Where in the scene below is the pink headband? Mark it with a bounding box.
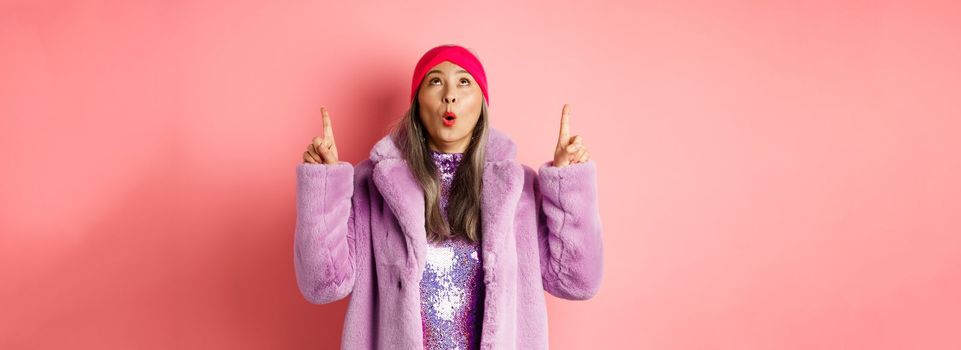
[410,44,489,105]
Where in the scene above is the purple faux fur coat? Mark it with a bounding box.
[294,127,603,349]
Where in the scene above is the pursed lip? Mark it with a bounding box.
[443,111,457,120]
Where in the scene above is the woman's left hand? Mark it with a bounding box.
[553,104,590,167]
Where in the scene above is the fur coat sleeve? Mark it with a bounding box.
[294,161,357,304]
[535,159,604,300]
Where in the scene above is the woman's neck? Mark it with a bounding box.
[427,138,469,154]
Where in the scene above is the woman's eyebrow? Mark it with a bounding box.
[427,69,470,76]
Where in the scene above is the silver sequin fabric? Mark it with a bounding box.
[420,150,485,349]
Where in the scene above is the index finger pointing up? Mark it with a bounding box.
[322,106,334,140]
[558,103,571,145]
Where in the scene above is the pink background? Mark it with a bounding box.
[2,0,960,349]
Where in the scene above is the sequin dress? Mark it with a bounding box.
[420,150,485,349]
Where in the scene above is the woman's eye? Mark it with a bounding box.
[428,77,470,86]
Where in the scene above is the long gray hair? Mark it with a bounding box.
[387,92,489,243]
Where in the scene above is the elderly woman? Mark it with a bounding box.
[295,44,603,349]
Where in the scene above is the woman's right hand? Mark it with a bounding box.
[303,106,340,165]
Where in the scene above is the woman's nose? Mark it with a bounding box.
[443,94,456,103]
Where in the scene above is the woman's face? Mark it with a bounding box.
[417,61,484,153]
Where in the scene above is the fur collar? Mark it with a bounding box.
[367,127,525,347]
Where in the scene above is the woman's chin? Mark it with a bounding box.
[433,130,469,144]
